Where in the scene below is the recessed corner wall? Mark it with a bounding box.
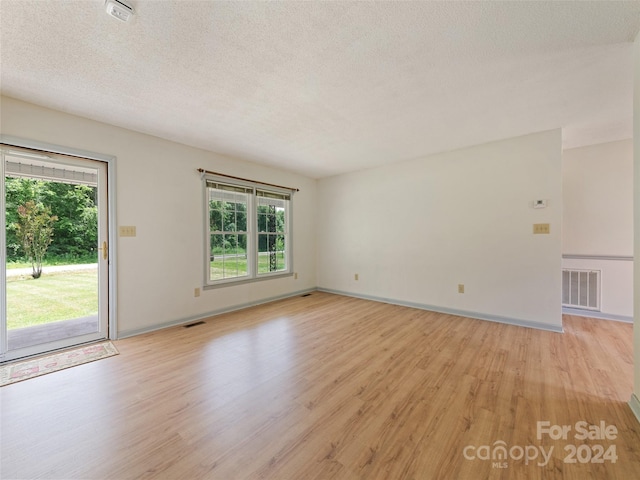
[317,130,563,330]
[562,139,633,319]
[0,96,318,337]
[633,30,640,415]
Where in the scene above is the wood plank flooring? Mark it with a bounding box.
[1,291,639,479]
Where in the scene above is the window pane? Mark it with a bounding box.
[257,207,268,232]
[210,233,248,280]
[276,235,286,270]
[210,208,222,231]
[256,197,287,275]
[227,210,238,232]
[237,233,247,253]
[210,234,224,280]
[209,189,248,234]
[258,233,286,274]
[221,202,230,231]
[276,207,285,233]
[237,210,247,231]
[258,233,266,255]
[257,203,286,234]
[224,257,236,278]
[228,203,246,232]
[223,236,247,278]
[210,233,222,254]
[223,233,234,252]
[223,201,234,214]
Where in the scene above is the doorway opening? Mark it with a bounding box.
[1,143,114,362]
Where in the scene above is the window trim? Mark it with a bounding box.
[203,173,294,289]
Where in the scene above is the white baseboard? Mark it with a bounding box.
[318,288,564,333]
[562,307,633,323]
[629,394,640,425]
[118,286,573,339]
[117,288,316,339]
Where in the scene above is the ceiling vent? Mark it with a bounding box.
[105,0,135,22]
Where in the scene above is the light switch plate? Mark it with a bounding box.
[119,226,136,237]
[533,223,550,234]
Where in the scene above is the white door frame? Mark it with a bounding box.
[0,135,118,356]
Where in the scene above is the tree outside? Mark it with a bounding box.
[6,177,98,266]
[15,200,58,279]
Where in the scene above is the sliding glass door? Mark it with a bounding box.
[1,146,109,362]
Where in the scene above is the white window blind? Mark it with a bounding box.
[5,153,98,186]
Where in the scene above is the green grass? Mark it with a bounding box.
[210,252,286,280]
[6,271,98,329]
[6,254,98,270]
[7,253,283,328]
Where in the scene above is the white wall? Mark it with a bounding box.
[632,31,640,416]
[562,139,633,319]
[0,96,317,337]
[317,130,563,330]
[563,140,633,255]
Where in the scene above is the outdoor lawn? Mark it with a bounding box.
[6,252,283,329]
[210,252,286,279]
[6,270,98,329]
[7,252,280,329]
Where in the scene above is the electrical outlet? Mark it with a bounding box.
[354,273,359,281]
[294,272,298,280]
[533,223,550,234]
[458,284,465,294]
[194,288,200,298]
[119,225,137,237]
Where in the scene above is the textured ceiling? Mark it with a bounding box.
[1,1,639,178]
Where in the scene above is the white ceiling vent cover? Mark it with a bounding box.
[105,0,134,22]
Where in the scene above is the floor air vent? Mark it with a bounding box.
[562,269,600,311]
[301,293,312,297]
[184,321,206,328]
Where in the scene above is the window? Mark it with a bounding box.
[257,191,288,275]
[208,184,250,281]
[204,175,292,286]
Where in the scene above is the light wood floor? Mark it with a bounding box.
[1,292,639,479]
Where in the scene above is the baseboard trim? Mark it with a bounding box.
[118,286,569,338]
[317,288,564,333]
[117,288,317,339]
[629,394,640,425]
[562,254,633,261]
[562,307,633,323]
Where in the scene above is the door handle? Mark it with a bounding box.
[101,241,108,260]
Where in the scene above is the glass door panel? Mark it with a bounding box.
[1,147,109,362]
